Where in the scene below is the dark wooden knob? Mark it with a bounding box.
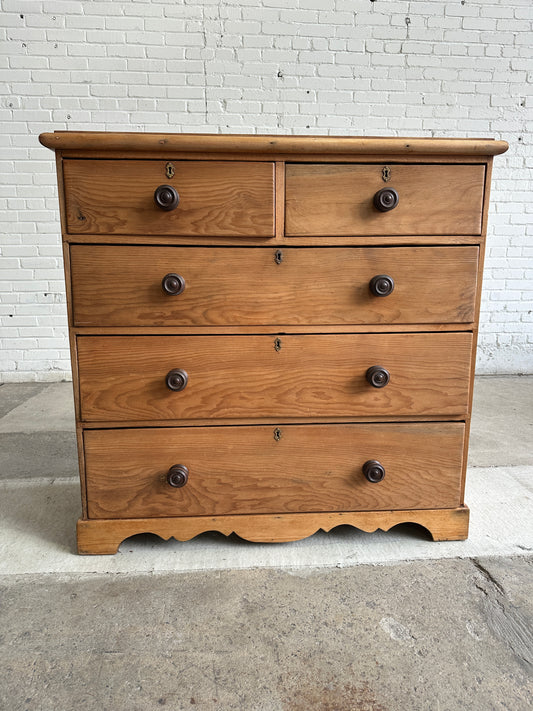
[154,184,179,211]
[165,368,188,391]
[167,464,189,488]
[366,365,390,388]
[162,273,185,296]
[363,460,385,483]
[373,188,399,212]
[369,274,394,297]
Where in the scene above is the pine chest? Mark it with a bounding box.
[39,132,508,554]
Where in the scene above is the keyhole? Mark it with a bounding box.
[274,428,282,441]
[274,249,283,264]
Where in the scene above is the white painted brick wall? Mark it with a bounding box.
[1,0,532,381]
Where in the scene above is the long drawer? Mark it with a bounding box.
[77,333,472,421]
[70,245,479,327]
[285,163,485,236]
[84,423,465,519]
[63,159,275,236]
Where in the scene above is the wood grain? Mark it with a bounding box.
[63,233,485,247]
[63,159,275,236]
[460,157,495,504]
[59,190,88,516]
[54,151,495,165]
[72,324,475,336]
[77,332,472,421]
[70,245,479,327]
[39,131,509,156]
[275,161,285,239]
[79,415,467,429]
[77,506,470,554]
[84,422,465,519]
[285,163,485,236]
[38,131,508,554]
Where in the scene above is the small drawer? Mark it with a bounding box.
[84,422,465,519]
[63,159,275,236]
[285,163,485,236]
[77,332,472,422]
[70,245,479,327]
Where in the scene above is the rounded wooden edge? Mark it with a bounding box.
[39,132,509,156]
[76,507,469,555]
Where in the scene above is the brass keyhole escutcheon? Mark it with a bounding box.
[382,166,391,182]
[274,249,283,264]
[274,338,282,352]
[165,162,175,179]
[274,428,282,441]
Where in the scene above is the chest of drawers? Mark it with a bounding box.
[39,132,507,555]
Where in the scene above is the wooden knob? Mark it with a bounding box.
[373,188,399,212]
[366,365,390,388]
[154,184,179,211]
[369,274,394,297]
[162,273,185,296]
[363,460,385,483]
[165,368,188,391]
[167,464,189,488]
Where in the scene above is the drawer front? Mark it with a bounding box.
[77,333,472,421]
[63,159,275,236]
[84,423,465,519]
[70,245,478,327]
[285,163,485,236]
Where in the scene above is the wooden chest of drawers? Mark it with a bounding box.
[39,132,507,554]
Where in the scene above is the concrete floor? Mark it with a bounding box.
[0,377,532,710]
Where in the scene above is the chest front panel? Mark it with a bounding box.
[39,130,506,553]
